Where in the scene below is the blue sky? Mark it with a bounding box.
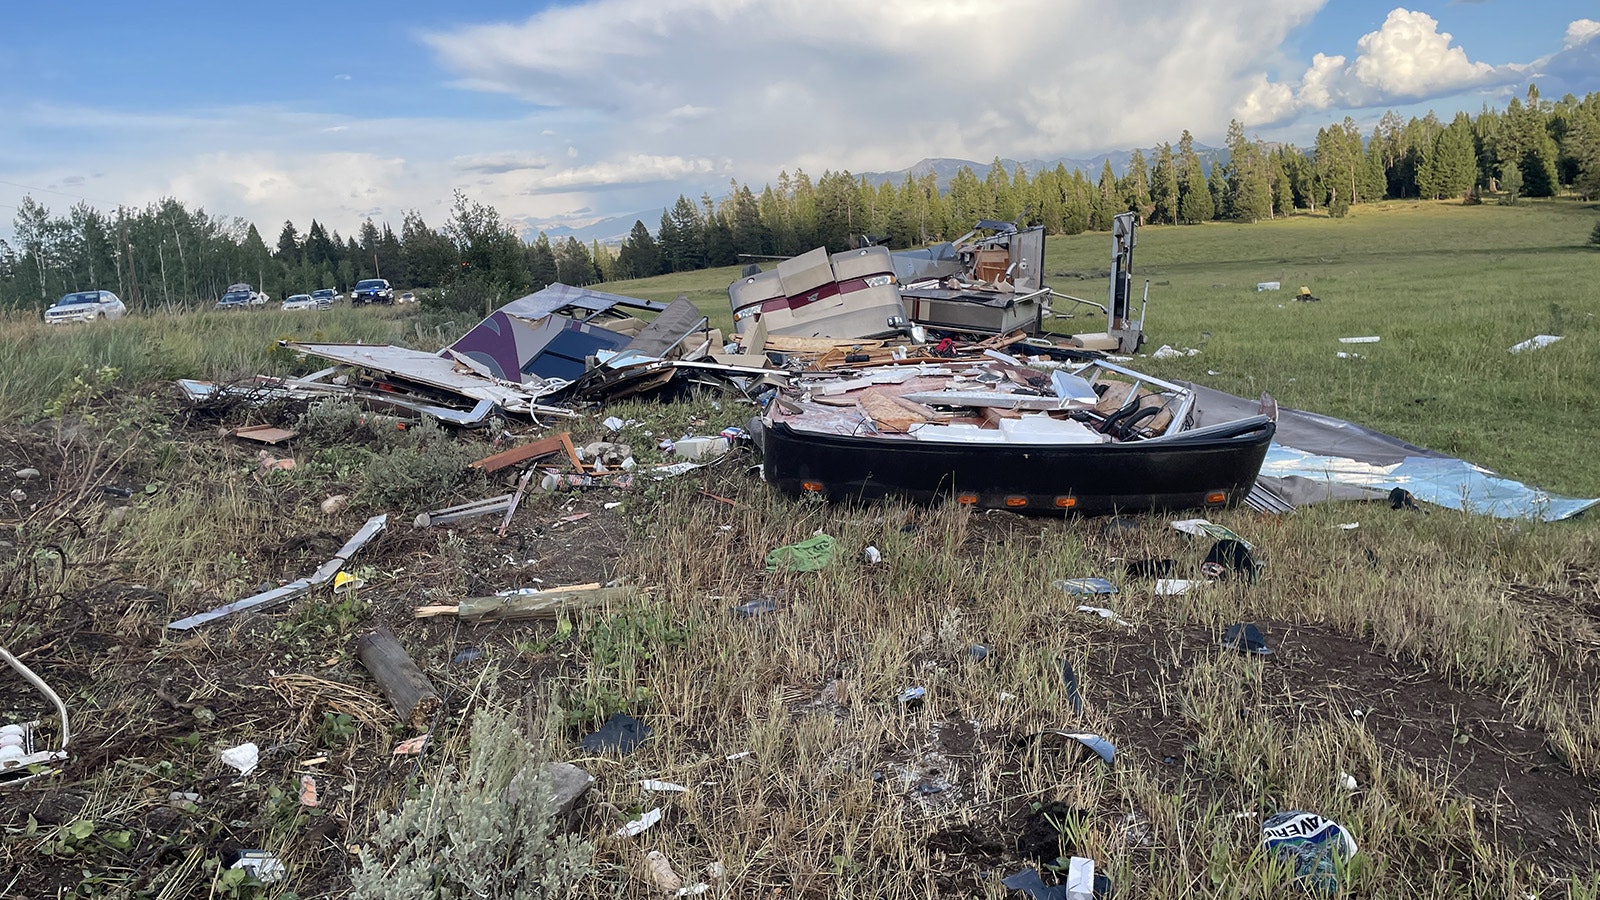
[2,1,1596,242]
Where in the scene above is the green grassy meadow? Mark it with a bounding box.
[1,200,1598,899]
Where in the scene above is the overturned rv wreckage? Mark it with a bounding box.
[173,210,1599,520]
[175,214,1289,516]
[730,213,1146,353]
[761,360,1277,515]
[178,284,781,423]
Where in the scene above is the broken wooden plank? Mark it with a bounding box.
[973,330,1030,351]
[231,425,298,445]
[735,332,886,354]
[414,583,634,621]
[469,432,580,473]
[356,628,440,730]
[858,390,935,433]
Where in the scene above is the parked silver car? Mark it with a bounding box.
[282,293,328,311]
[45,290,127,325]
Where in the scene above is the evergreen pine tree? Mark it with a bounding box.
[1123,149,1153,224]
[1176,132,1213,224]
[527,233,557,288]
[1223,120,1272,222]
[1150,143,1178,224]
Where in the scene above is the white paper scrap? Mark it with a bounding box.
[1076,605,1133,628]
[616,807,663,838]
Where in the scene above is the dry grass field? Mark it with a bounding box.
[1,199,1598,899]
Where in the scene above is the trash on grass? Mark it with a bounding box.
[332,570,365,595]
[1020,730,1115,766]
[1122,557,1175,579]
[731,598,780,617]
[1076,605,1133,627]
[580,713,653,754]
[414,493,516,528]
[230,850,286,884]
[1065,856,1097,900]
[616,807,663,838]
[640,779,689,793]
[470,432,581,473]
[1204,538,1261,582]
[1059,659,1083,716]
[1222,623,1273,656]
[231,424,298,445]
[167,514,387,629]
[1508,334,1562,353]
[298,774,319,807]
[765,534,836,572]
[1002,867,1068,899]
[1337,335,1380,344]
[863,545,882,564]
[673,436,730,461]
[651,461,705,480]
[635,849,688,893]
[1170,518,1253,548]
[416,583,629,621]
[1261,811,1358,893]
[1154,579,1198,595]
[392,734,428,756]
[896,686,927,707]
[1151,344,1200,359]
[220,742,260,776]
[1052,577,1117,596]
[1337,772,1358,792]
[0,647,71,787]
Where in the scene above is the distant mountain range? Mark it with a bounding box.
[859,148,1229,190]
[525,147,1231,243]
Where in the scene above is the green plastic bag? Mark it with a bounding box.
[764,534,836,572]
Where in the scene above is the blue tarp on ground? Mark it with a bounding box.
[1260,445,1600,522]
[1188,383,1598,522]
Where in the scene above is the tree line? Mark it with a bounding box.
[3,87,1597,313]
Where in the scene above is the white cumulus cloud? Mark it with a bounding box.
[451,152,551,174]
[422,0,1326,175]
[529,155,719,193]
[1565,19,1600,49]
[1240,7,1519,122]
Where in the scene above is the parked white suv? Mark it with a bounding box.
[45,290,127,325]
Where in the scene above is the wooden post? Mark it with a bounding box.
[356,628,440,730]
